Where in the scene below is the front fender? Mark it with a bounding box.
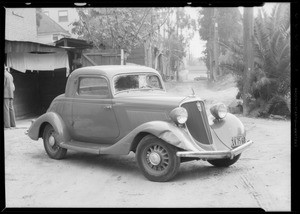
[27,112,71,144]
[100,121,199,155]
[210,113,246,150]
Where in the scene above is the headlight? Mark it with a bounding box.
[169,107,188,124]
[210,103,228,119]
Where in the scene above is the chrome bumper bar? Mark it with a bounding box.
[176,140,253,160]
[24,120,35,135]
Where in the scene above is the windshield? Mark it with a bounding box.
[114,73,163,94]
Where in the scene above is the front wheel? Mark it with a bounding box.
[43,124,67,159]
[207,154,241,167]
[136,135,180,182]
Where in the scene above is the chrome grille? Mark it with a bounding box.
[181,101,212,145]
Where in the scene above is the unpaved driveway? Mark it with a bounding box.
[4,81,291,210]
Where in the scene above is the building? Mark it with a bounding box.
[37,12,71,45]
[5,8,91,118]
[5,40,70,118]
[42,8,79,38]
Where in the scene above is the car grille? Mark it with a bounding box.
[181,101,213,145]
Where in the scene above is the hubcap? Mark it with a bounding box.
[149,152,161,165]
[145,144,169,171]
[49,134,55,147]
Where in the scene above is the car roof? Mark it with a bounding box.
[65,65,163,97]
[70,65,160,79]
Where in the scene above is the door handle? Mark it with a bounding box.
[104,105,112,110]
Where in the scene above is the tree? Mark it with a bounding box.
[198,7,242,81]
[198,8,214,81]
[242,7,254,116]
[71,7,196,79]
[219,3,291,117]
[71,8,169,53]
[144,8,174,69]
[170,8,196,79]
[153,8,195,79]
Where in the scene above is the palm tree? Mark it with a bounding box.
[252,3,290,99]
[219,3,290,116]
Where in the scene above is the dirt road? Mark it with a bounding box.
[4,80,291,210]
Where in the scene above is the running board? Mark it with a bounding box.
[59,140,111,155]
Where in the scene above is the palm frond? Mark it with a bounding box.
[219,61,244,75]
[254,13,270,53]
[218,39,243,56]
[252,35,265,65]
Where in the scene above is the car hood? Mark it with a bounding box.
[112,92,204,131]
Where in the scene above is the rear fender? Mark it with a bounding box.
[101,121,199,155]
[27,112,71,144]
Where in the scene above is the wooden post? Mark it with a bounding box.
[121,49,124,65]
[242,7,254,116]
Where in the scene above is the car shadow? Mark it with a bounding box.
[30,152,245,182]
[174,160,243,182]
[61,151,140,175]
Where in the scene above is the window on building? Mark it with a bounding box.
[43,11,49,16]
[53,34,59,41]
[58,10,68,22]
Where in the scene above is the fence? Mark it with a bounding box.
[81,51,121,67]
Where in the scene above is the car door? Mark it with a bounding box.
[71,75,120,144]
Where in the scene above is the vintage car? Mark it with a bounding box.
[27,65,253,182]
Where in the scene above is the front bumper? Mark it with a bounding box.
[24,119,35,135]
[176,140,253,160]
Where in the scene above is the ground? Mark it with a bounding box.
[4,74,291,210]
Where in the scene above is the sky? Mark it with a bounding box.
[185,3,278,59]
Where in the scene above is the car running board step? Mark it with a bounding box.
[59,140,111,155]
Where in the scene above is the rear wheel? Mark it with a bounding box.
[43,124,67,159]
[207,154,241,167]
[136,135,180,182]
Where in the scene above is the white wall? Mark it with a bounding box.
[5,8,37,42]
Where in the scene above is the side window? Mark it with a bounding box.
[78,77,109,98]
[53,34,59,41]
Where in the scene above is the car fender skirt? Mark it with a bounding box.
[100,121,199,155]
[27,112,71,144]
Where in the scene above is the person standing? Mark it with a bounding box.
[4,65,16,128]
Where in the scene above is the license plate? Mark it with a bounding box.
[231,135,246,148]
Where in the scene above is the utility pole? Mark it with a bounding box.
[213,7,219,80]
[176,8,179,81]
[176,8,179,37]
[149,8,153,68]
[242,7,254,116]
[208,8,214,82]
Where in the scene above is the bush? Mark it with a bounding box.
[267,95,291,117]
